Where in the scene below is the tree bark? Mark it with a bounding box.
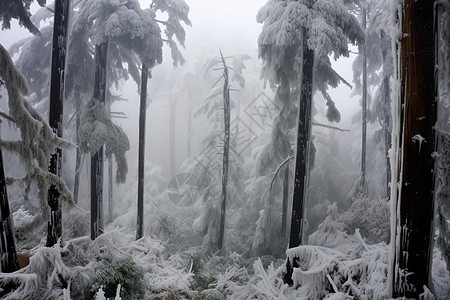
[381,34,392,198]
[73,88,81,205]
[0,131,19,273]
[281,164,289,236]
[91,42,108,240]
[393,0,437,297]
[136,64,148,240]
[218,51,230,251]
[285,30,314,285]
[289,32,314,249]
[47,0,70,247]
[361,7,367,186]
[108,156,113,223]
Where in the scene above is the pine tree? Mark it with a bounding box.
[256,0,363,283]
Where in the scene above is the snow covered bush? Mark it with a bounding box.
[338,194,390,244]
[93,259,145,299]
[0,229,196,299]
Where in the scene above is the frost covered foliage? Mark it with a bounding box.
[93,259,145,299]
[79,98,130,183]
[205,238,390,299]
[74,0,190,73]
[0,229,195,299]
[8,24,53,104]
[338,194,390,244]
[257,0,363,125]
[0,0,46,35]
[435,131,450,273]
[0,44,73,216]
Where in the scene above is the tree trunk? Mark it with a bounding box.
[392,0,437,297]
[361,7,367,186]
[218,51,231,251]
[285,30,314,285]
[91,42,108,240]
[136,64,148,240]
[0,131,19,273]
[381,35,392,198]
[108,156,113,223]
[47,0,71,247]
[73,88,81,205]
[281,164,289,236]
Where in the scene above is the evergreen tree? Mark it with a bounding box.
[256,0,363,283]
[0,0,46,35]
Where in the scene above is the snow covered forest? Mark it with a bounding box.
[0,0,449,299]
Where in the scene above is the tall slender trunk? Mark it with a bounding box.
[136,64,148,240]
[169,98,176,179]
[285,30,314,284]
[392,0,437,297]
[108,157,113,223]
[73,88,81,205]
[47,0,71,247]
[0,131,19,273]
[281,164,289,236]
[218,51,230,251]
[91,42,108,240]
[361,7,367,186]
[381,34,392,198]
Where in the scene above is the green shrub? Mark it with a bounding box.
[93,259,145,299]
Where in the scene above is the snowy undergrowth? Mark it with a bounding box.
[0,229,195,299]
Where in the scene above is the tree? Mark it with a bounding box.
[217,50,231,251]
[257,0,363,283]
[46,0,71,247]
[389,0,437,297]
[90,42,109,240]
[0,0,46,35]
[0,128,19,273]
[75,0,190,239]
[136,64,148,240]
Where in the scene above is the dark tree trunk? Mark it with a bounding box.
[218,51,231,251]
[381,37,392,198]
[73,88,81,205]
[361,7,367,186]
[281,164,289,236]
[0,132,19,273]
[91,42,108,240]
[108,157,113,223]
[393,0,437,297]
[47,0,71,247]
[136,64,148,240]
[285,30,314,285]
